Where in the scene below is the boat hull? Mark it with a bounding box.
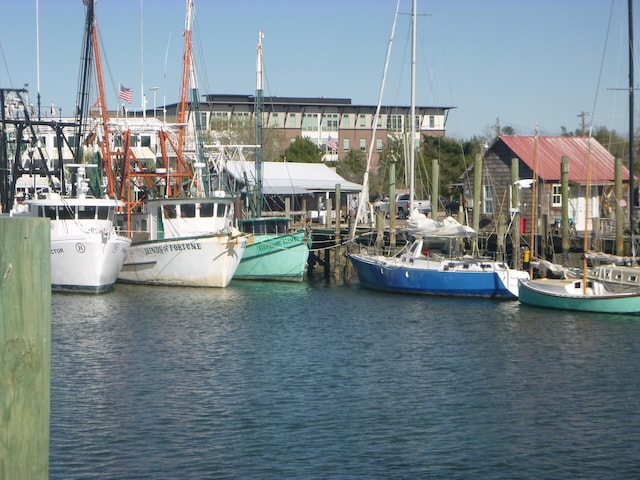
[519,278,640,314]
[234,231,309,281]
[51,232,131,293]
[349,253,527,299]
[118,233,247,288]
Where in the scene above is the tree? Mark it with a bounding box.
[336,149,366,184]
[281,136,323,163]
[592,126,629,163]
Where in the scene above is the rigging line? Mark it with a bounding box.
[590,0,616,131]
[190,9,210,97]
[351,0,401,237]
[0,42,13,87]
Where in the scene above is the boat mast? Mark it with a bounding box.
[409,0,416,213]
[177,0,193,159]
[254,31,264,218]
[175,0,207,195]
[74,0,95,162]
[629,0,636,260]
[90,4,116,199]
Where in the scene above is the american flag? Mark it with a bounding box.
[119,83,133,104]
[327,136,337,152]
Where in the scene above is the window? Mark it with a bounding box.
[141,135,151,147]
[231,112,250,126]
[180,203,196,218]
[376,115,382,127]
[376,139,383,151]
[483,185,495,214]
[200,203,214,217]
[77,206,96,219]
[287,113,296,127]
[359,114,366,127]
[429,115,435,128]
[343,139,350,151]
[301,113,318,131]
[322,113,338,131]
[386,114,403,132]
[360,139,366,150]
[97,207,110,220]
[552,184,562,207]
[270,113,279,127]
[342,115,350,128]
[216,204,227,218]
[163,205,177,219]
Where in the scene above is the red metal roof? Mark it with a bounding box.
[496,135,629,184]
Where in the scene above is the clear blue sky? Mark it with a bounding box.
[0,0,635,140]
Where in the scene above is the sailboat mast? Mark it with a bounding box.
[255,31,264,218]
[629,0,636,259]
[409,0,416,212]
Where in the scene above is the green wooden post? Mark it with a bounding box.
[615,158,624,256]
[431,159,439,220]
[0,217,51,479]
[561,156,570,266]
[472,153,482,255]
[511,158,521,270]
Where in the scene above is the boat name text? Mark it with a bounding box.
[143,242,202,255]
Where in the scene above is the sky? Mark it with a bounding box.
[0,0,637,140]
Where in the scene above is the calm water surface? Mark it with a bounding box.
[50,280,640,479]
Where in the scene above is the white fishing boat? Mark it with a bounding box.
[112,0,247,287]
[20,166,130,292]
[118,194,246,287]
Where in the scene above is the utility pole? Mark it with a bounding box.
[576,111,589,136]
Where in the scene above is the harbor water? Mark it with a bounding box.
[50,280,640,479]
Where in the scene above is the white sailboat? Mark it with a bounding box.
[349,0,529,299]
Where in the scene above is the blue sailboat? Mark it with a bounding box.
[349,0,529,299]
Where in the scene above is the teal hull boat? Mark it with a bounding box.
[519,278,640,315]
[234,219,309,281]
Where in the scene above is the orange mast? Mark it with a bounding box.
[91,19,117,199]
[176,0,194,158]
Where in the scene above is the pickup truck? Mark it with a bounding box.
[375,193,431,219]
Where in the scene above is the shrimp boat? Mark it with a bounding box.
[232,32,309,281]
[20,165,130,292]
[111,0,246,287]
[118,191,246,288]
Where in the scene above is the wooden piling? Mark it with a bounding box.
[0,217,51,479]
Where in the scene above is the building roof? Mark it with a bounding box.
[199,94,455,114]
[495,135,629,184]
[224,160,362,195]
